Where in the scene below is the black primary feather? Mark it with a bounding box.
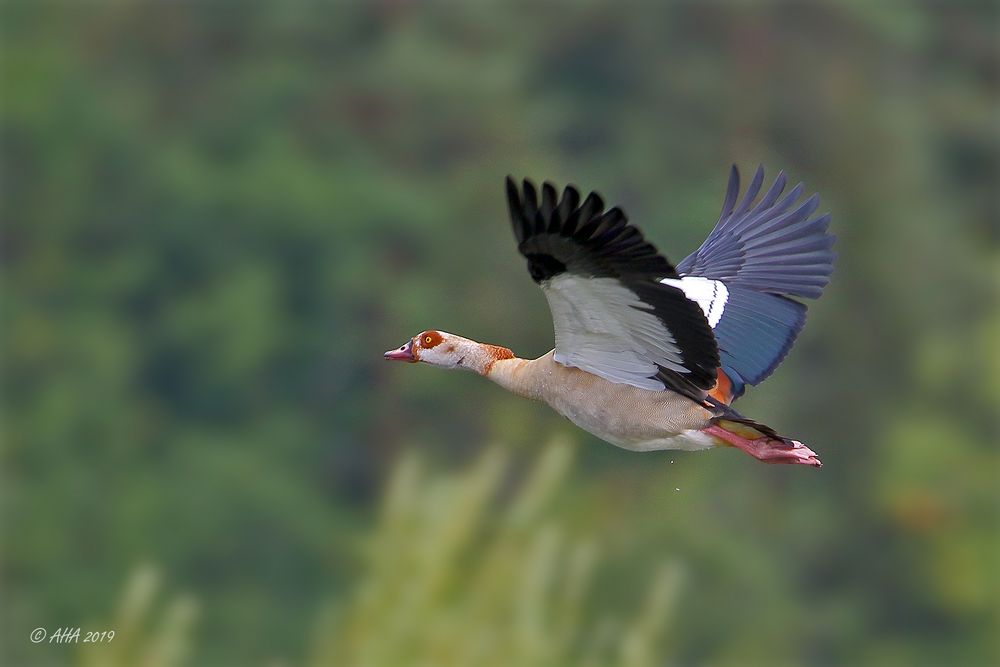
[505,176,720,398]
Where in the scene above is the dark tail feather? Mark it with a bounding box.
[704,402,823,467]
[707,402,788,442]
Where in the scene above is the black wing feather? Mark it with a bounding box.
[506,176,720,397]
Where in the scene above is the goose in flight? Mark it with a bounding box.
[385,166,835,467]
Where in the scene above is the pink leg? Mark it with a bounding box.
[702,424,823,468]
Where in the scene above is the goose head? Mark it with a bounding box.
[384,330,512,374]
[384,330,466,369]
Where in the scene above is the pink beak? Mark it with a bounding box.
[384,338,416,362]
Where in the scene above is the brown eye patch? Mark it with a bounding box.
[419,330,443,348]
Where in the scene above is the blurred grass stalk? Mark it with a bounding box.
[80,565,198,667]
[89,441,683,666]
[308,439,682,667]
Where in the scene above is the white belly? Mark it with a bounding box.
[492,352,718,453]
[611,429,719,452]
[565,418,719,452]
[541,378,717,452]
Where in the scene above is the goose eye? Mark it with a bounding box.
[423,335,434,345]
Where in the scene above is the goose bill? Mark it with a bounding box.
[384,339,416,362]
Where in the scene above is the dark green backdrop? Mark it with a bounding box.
[3,2,996,666]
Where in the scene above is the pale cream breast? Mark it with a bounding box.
[489,352,717,451]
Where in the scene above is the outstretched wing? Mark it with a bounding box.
[675,165,835,400]
[505,177,719,399]
[677,165,834,297]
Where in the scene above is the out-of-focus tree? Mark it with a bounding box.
[2,2,996,665]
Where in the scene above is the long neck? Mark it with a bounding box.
[471,344,547,402]
[450,338,527,395]
[446,337,542,400]
[456,339,515,376]
[485,356,541,400]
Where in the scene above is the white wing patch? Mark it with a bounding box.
[543,275,689,391]
[660,276,728,328]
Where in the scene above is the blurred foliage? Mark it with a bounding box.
[81,445,679,667]
[79,566,197,667]
[309,441,681,667]
[1,1,997,666]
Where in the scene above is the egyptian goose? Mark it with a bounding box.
[385,167,834,467]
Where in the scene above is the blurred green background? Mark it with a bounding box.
[3,2,997,666]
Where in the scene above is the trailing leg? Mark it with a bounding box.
[702,418,822,468]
